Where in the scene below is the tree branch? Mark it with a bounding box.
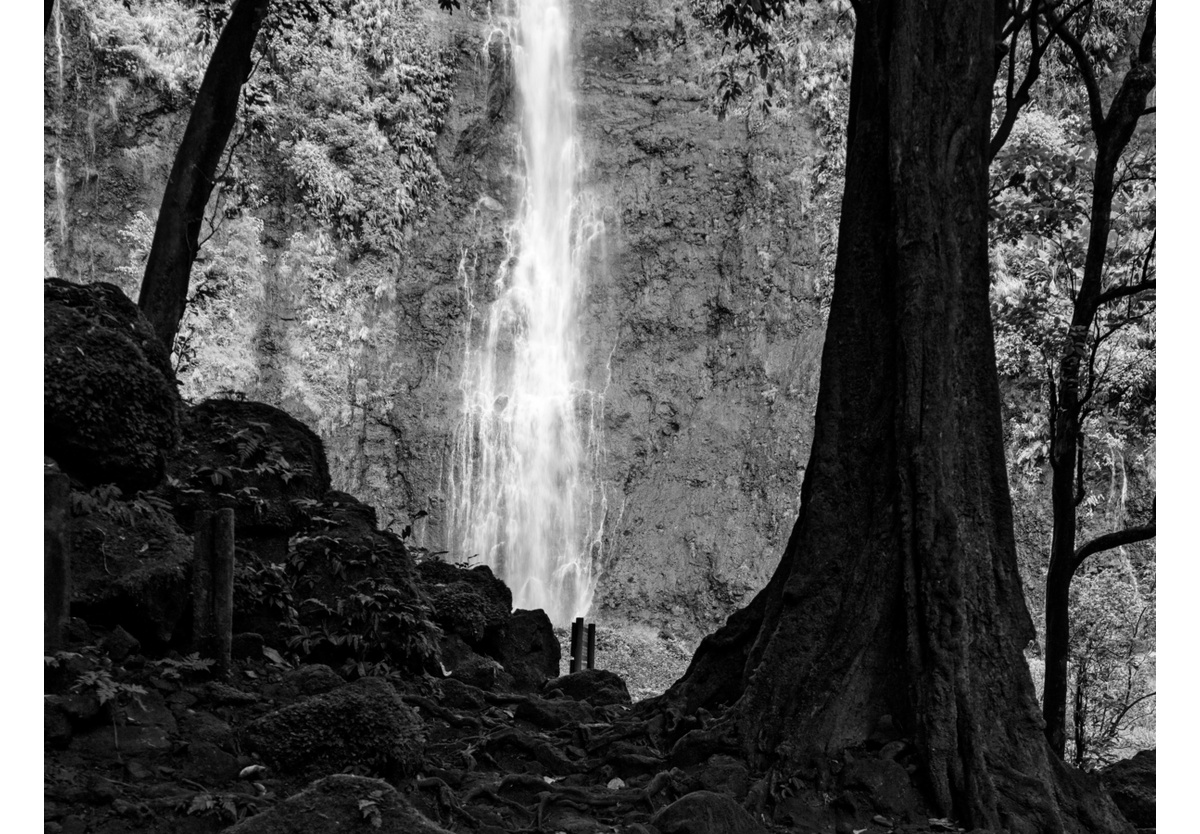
[1070,514,1156,575]
[1043,1,1105,132]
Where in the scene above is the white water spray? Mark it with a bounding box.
[450,0,604,627]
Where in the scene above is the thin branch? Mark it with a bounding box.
[1103,691,1156,740]
[1043,1,1105,132]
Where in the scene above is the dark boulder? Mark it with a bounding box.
[483,608,560,690]
[168,399,331,548]
[69,505,192,648]
[224,774,451,834]
[417,561,512,647]
[243,677,424,779]
[543,668,631,707]
[1100,749,1155,828]
[650,790,767,834]
[44,279,182,490]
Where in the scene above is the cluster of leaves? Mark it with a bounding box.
[46,648,148,709]
[73,0,210,97]
[990,105,1154,474]
[240,0,456,255]
[288,577,442,679]
[182,791,262,824]
[1068,560,1155,767]
[190,416,307,493]
[234,524,441,679]
[70,482,174,527]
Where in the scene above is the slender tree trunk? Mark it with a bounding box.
[137,0,271,351]
[1041,3,1155,757]
[664,2,1129,830]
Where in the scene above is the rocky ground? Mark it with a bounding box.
[44,279,1155,833]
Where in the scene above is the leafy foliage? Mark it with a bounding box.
[288,578,442,679]
[240,0,455,255]
[70,483,175,526]
[1069,561,1155,767]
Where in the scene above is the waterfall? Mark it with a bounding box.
[450,0,604,627]
[52,0,70,248]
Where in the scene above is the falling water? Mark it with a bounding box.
[53,0,70,246]
[450,0,604,626]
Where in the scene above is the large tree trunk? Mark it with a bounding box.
[664,2,1129,831]
[137,0,271,351]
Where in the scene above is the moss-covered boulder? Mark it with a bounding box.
[69,502,192,647]
[544,669,631,707]
[44,279,182,490]
[224,775,450,834]
[168,399,331,550]
[416,561,511,647]
[243,677,424,779]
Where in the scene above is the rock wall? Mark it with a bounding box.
[44,0,830,637]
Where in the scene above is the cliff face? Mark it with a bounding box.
[45,0,829,637]
[375,0,828,633]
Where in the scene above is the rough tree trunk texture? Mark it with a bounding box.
[664,2,1130,831]
[137,0,271,351]
[1042,0,1155,759]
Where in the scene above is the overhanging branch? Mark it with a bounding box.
[1070,512,1156,575]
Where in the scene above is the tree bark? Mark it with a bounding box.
[663,2,1130,830]
[137,0,271,351]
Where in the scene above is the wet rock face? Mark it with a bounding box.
[374,2,825,637]
[44,279,183,490]
[46,2,827,637]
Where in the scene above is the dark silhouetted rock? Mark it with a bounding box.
[44,697,73,749]
[244,677,423,779]
[224,774,451,833]
[168,399,331,542]
[261,664,345,701]
[44,279,181,490]
[69,508,192,648]
[484,608,560,690]
[1101,749,1155,829]
[696,754,752,800]
[840,756,922,819]
[417,561,512,647]
[231,632,264,660]
[544,668,631,706]
[513,695,595,730]
[650,790,767,834]
[450,654,515,692]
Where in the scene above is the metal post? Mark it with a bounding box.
[586,623,596,670]
[45,472,72,654]
[570,617,584,674]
